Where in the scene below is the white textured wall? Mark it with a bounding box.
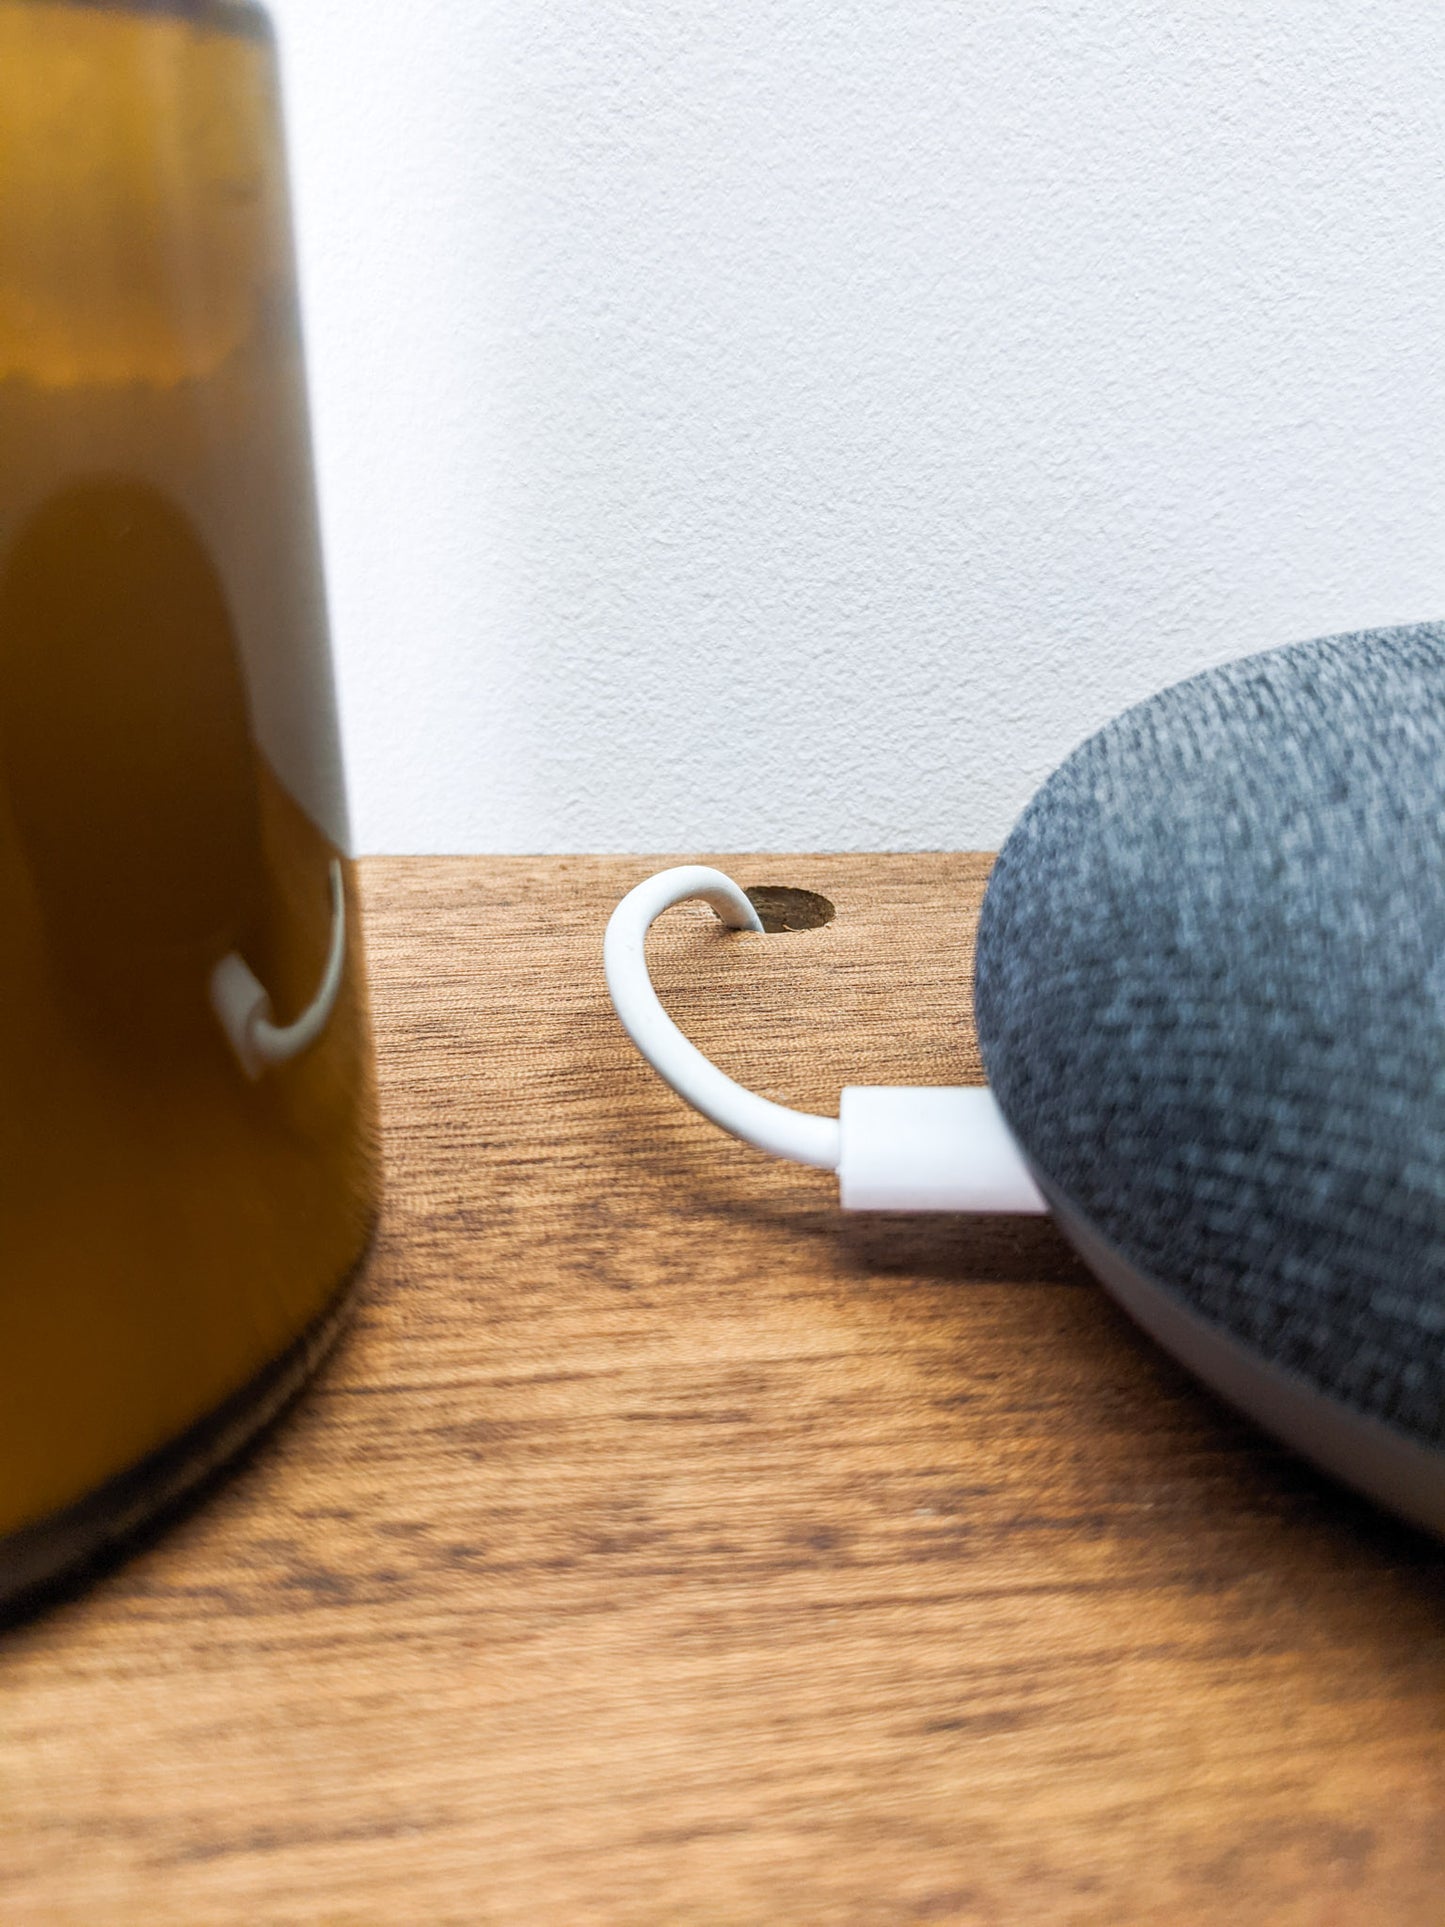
[271,1,1445,854]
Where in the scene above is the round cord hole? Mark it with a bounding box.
[743,885,835,933]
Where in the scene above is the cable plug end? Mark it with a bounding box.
[838,1086,1047,1213]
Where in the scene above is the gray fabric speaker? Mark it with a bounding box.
[975,621,1445,1535]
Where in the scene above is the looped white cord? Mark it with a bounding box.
[606,865,1048,1212]
[210,859,348,1080]
[604,865,842,1169]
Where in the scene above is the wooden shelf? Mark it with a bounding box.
[3,855,1442,1924]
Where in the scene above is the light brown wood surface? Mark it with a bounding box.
[2,855,1442,1926]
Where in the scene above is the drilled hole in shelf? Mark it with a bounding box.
[743,885,836,933]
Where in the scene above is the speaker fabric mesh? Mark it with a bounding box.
[975,623,1445,1447]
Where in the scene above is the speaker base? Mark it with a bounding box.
[1044,1187,1445,1539]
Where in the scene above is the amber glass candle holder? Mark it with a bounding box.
[0,0,379,1607]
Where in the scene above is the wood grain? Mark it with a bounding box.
[1,855,1442,1926]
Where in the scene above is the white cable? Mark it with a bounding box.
[604,865,1048,1213]
[604,865,841,1168]
[210,859,348,1080]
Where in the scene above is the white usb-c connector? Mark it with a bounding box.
[604,866,1046,1214]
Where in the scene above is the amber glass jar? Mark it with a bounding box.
[0,0,378,1605]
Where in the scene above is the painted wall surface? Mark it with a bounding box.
[270,1,1445,853]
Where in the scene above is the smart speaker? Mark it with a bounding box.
[975,622,1445,1534]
